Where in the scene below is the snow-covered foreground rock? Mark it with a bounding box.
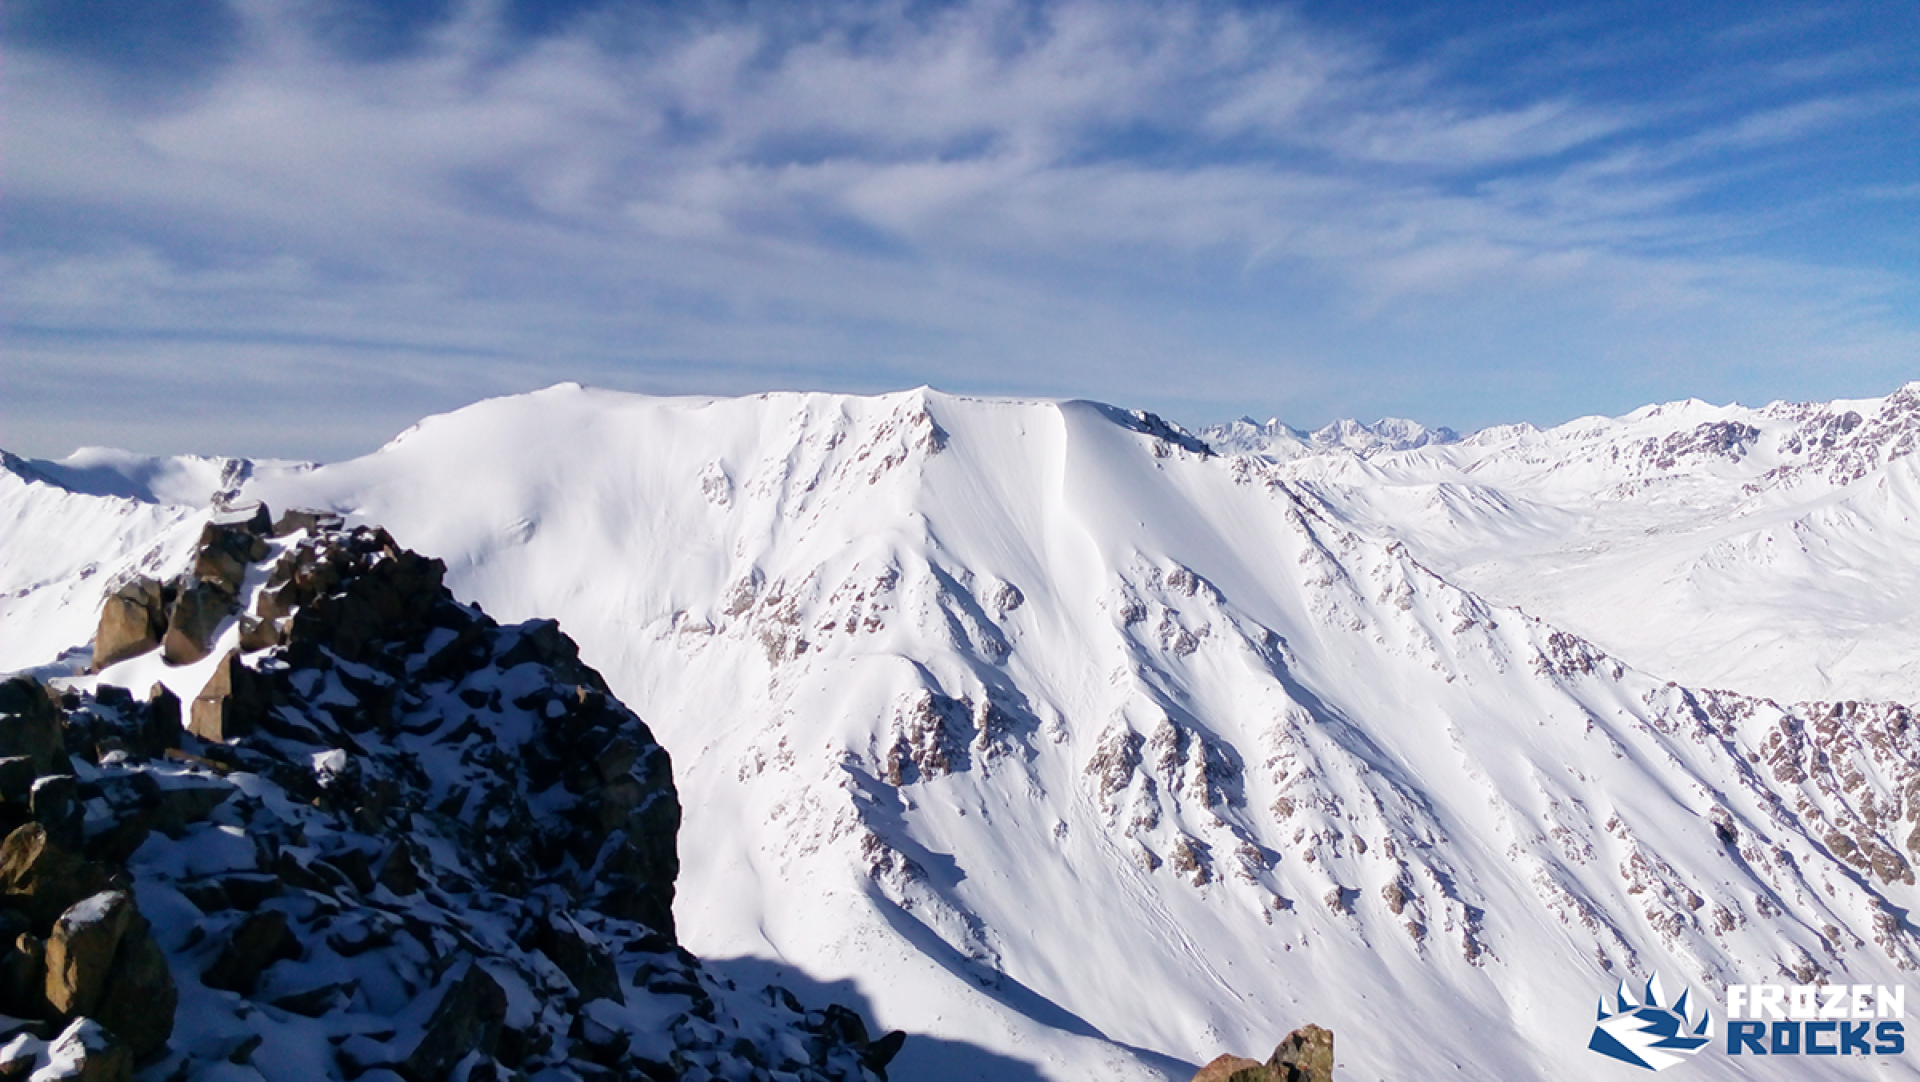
[5,383,1920,1080]
[0,509,900,1081]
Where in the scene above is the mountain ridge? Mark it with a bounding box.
[5,382,1920,1080]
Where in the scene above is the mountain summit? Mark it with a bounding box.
[4,383,1920,1080]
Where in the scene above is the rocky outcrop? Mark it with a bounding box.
[1190,1025,1334,1082]
[88,503,328,672]
[185,648,271,744]
[0,825,176,1064]
[158,506,272,666]
[1193,1054,1264,1082]
[42,889,175,1061]
[0,685,190,1065]
[0,679,71,779]
[90,579,167,673]
[199,909,297,995]
[396,961,508,1082]
[15,508,899,1081]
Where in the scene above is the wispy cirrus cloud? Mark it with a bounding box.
[3,0,1916,460]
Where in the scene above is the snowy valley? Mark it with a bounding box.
[5,382,1920,1081]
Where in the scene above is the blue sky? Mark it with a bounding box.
[5,0,1917,461]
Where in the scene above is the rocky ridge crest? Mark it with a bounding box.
[0,506,901,1081]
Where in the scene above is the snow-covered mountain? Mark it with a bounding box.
[1201,417,1461,459]
[1221,384,1920,705]
[6,383,1920,1081]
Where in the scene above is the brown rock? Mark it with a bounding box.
[161,580,237,667]
[189,508,272,595]
[92,914,176,1062]
[1189,1025,1335,1082]
[201,910,298,995]
[1269,1024,1334,1082]
[188,651,271,744]
[0,825,116,931]
[1191,1053,1264,1082]
[42,1017,132,1082]
[0,678,72,778]
[237,615,286,653]
[91,578,166,672]
[271,508,343,538]
[44,890,134,1018]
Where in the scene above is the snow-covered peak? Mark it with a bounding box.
[1201,416,1460,458]
[5,381,1920,1081]
[1,447,305,507]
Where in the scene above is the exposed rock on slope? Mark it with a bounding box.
[1190,1024,1334,1082]
[11,384,1920,1081]
[1208,381,1920,704]
[0,509,901,1081]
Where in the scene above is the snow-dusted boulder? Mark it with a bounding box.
[8,511,899,1080]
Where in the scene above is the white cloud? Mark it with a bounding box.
[3,0,1916,460]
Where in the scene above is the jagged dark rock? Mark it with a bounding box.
[29,775,83,854]
[4,508,897,1081]
[157,506,275,666]
[187,649,272,744]
[200,910,298,995]
[533,910,624,1005]
[864,1028,907,1073]
[0,825,120,932]
[0,679,71,779]
[397,960,508,1082]
[60,684,185,766]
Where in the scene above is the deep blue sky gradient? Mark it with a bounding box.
[5,0,1916,460]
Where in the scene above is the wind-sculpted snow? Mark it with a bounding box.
[6,383,1920,1080]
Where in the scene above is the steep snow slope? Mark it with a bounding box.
[1222,384,1920,703]
[7,385,1920,1081]
[0,458,203,678]
[0,449,312,677]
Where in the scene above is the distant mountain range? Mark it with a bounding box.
[6,381,1919,1080]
